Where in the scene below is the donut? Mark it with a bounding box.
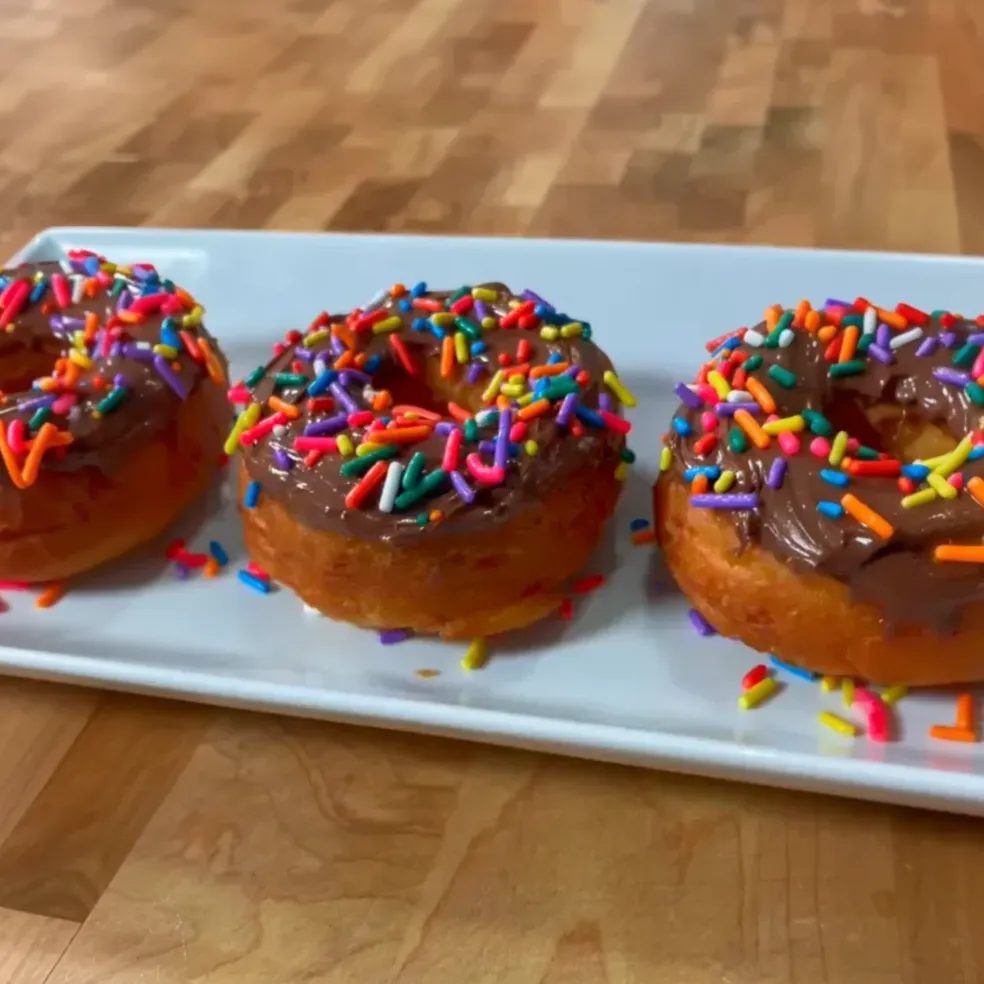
[231,281,631,639]
[655,296,984,687]
[0,250,229,583]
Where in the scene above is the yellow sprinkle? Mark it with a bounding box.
[431,312,455,327]
[372,316,403,334]
[560,322,583,338]
[461,637,489,671]
[72,330,86,348]
[927,472,957,499]
[482,369,505,404]
[882,684,908,705]
[508,299,521,309]
[818,711,860,737]
[706,370,731,399]
[336,434,354,456]
[481,316,497,330]
[500,383,525,398]
[356,442,382,457]
[182,305,204,328]
[223,402,261,455]
[303,329,331,348]
[828,430,849,466]
[738,677,779,710]
[524,440,539,456]
[540,327,559,341]
[762,415,805,436]
[118,265,132,276]
[902,488,938,508]
[152,344,178,358]
[842,677,855,707]
[660,446,673,472]
[471,287,497,301]
[602,370,638,408]
[516,393,535,406]
[918,452,951,469]
[454,332,469,364]
[614,461,629,481]
[99,262,116,274]
[713,470,735,493]
[69,349,93,369]
[821,675,838,692]
[933,434,973,478]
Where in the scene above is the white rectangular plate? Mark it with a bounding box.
[6,227,984,816]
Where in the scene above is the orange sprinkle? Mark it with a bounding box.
[199,337,227,386]
[35,581,66,609]
[841,493,893,540]
[428,509,442,522]
[0,422,25,489]
[839,324,860,362]
[734,409,770,449]
[817,324,839,343]
[390,283,407,298]
[368,425,432,445]
[793,299,811,328]
[804,310,822,333]
[354,351,368,367]
[517,398,551,421]
[967,476,984,506]
[529,363,570,379]
[447,402,473,422]
[764,304,782,331]
[934,544,984,563]
[332,350,355,370]
[929,725,977,743]
[390,404,441,421]
[503,363,532,378]
[495,394,511,411]
[440,334,454,379]
[267,396,301,420]
[116,310,145,325]
[204,557,220,578]
[632,529,658,545]
[372,390,393,412]
[175,286,196,309]
[332,323,357,350]
[691,473,709,494]
[957,693,975,731]
[745,377,776,414]
[83,311,99,342]
[21,422,56,487]
[877,308,907,330]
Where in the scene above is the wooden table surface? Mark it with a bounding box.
[2,0,984,981]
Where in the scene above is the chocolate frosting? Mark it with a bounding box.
[665,304,984,634]
[238,283,626,543]
[0,255,222,482]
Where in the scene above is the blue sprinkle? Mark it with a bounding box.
[411,317,429,332]
[398,298,413,312]
[820,468,849,487]
[684,466,721,482]
[307,370,336,397]
[29,280,47,304]
[970,445,984,462]
[711,336,742,357]
[83,255,101,276]
[238,570,270,594]
[364,354,382,374]
[470,341,488,355]
[575,406,606,428]
[769,655,818,681]
[410,281,427,298]
[630,518,651,532]
[547,351,564,364]
[817,501,844,519]
[427,323,446,340]
[671,416,692,436]
[688,608,716,637]
[208,540,229,567]
[901,463,931,480]
[161,327,181,350]
[243,481,261,509]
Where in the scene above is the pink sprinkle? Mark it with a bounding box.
[949,472,964,490]
[51,394,77,416]
[701,411,717,432]
[973,349,984,380]
[846,437,860,452]
[509,422,527,442]
[777,432,801,455]
[810,437,831,459]
[347,410,374,428]
[695,384,720,406]
[293,436,338,452]
[0,580,32,590]
[246,561,270,580]
[766,413,779,423]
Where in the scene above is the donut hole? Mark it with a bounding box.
[0,336,64,394]
[373,355,484,417]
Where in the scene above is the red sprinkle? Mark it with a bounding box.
[246,562,270,580]
[896,303,929,326]
[898,477,916,494]
[558,597,574,620]
[847,459,901,477]
[693,433,718,456]
[742,664,768,690]
[571,574,605,594]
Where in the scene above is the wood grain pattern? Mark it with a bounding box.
[0,0,982,980]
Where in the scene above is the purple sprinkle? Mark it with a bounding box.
[825,298,851,309]
[113,372,127,387]
[450,469,476,503]
[674,382,703,410]
[272,447,292,471]
[379,629,412,645]
[690,493,759,509]
[61,316,85,329]
[109,341,124,358]
[329,381,359,414]
[867,343,894,364]
[968,333,984,345]
[19,395,55,411]
[941,331,958,348]
[466,362,484,384]
[116,290,133,312]
[153,354,188,399]
[556,392,578,426]
[330,335,346,357]
[688,608,716,637]
[293,347,315,362]
[129,265,155,282]
[564,365,580,378]
[767,458,787,489]
[478,440,496,455]
[174,562,189,580]
[598,393,613,411]
[121,344,155,363]
[934,367,969,385]
[304,413,348,437]
[495,409,512,471]
[875,323,891,347]
[339,369,371,387]
[434,421,457,437]
[522,289,552,309]
[474,299,489,322]
[915,337,939,357]
[48,315,65,332]
[715,401,760,416]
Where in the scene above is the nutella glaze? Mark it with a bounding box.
[236,283,629,543]
[0,253,224,484]
[664,300,984,635]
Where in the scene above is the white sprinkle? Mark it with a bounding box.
[379,461,404,513]
[59,260,74,274]
[71,275,85,304]
[778,328,795,348]
[272,424,288,438]
[726,389,753,403]
[863,305,877,335]
[475,409,497,428]
[889,327,924,350]
[135,340,152,350]
[743,330,765,347]
[313,357,329,375]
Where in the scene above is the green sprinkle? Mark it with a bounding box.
[967,381,984,407]
[274,372,307,387]
[395,469,448,510]
[161,316,178,334]
[581,324,592,341]
[540,376,580,401]
[729,427,748,453]
[855,445,881,461]
[829,360,866,378]
[767,365,797,389]
[454,317,480,339]
[402,451,427,489]
[339,445,399,477]
[245,365,266,387]
[743,355,763,371]
[29,406,51,431]
[840,314,864,328]
[95,387,127,415]
[416,513,430,526]
[162,279,176,293]
[620,448,636,463]
[448,286,470,306]
[857,333,873,354]
[931,309,949,319]
[109,278,126,298]
[802,409,834,436]
[463,419,479,443]
[954,343,981,369]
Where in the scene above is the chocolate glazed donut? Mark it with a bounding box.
[656,297,984,686]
